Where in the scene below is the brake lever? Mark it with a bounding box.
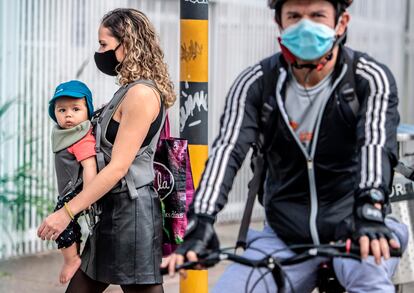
[281,246,362,266]
[280,251,315,266]
[199,251,221,267]
[315,248,361,262]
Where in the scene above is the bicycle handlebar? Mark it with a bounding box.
[160,239,402,275]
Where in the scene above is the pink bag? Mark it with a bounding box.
[154,114,194,256]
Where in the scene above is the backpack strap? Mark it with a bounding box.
[236,55,281,250]
[258,55,280,149]
[338,47,360,117]
[257,55,281,203]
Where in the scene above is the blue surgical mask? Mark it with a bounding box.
[281,19,336,61]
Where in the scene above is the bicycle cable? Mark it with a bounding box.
[245,266,271,293]
[246,260,296,293]
[237,240,297,293]
[240,243,273,293]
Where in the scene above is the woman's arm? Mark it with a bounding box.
[37,84,161,239]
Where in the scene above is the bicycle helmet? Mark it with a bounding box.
[269,0,353,24]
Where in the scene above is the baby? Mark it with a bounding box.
[48,80,97,284]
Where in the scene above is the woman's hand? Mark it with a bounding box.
[161,251,199,278]
[37,208,72,241]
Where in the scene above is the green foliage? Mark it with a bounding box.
[0,100,14,143]
[0,100,54,235]
[0,162,55,230]
[0,271,11,278]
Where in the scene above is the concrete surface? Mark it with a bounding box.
[1,220,413,292]
[0,221,264,293]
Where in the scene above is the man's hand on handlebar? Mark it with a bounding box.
[160,214,219,278]
[353,189,400,265]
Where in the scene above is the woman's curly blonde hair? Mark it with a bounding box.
[101,8,176,108]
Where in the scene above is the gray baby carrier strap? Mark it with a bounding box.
[55,150,83,200]
[94,79,166,199]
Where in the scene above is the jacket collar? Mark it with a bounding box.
[276,45,355,82]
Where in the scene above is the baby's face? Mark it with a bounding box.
[54,97,88,129]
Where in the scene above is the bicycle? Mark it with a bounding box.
[161,239,402,293]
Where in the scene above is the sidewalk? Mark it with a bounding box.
[0,221,264,293]
[2,221,413,293]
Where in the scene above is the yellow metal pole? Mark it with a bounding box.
[179,0,209,292]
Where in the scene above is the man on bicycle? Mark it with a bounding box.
[164,0,409,292]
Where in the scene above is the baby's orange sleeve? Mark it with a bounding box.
[67,129,96,162]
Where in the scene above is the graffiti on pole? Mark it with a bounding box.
[181,40,203,62]
[180,82,208,144]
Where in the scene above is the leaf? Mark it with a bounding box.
[0,100,15,119]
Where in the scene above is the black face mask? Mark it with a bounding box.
[94,43,122,76]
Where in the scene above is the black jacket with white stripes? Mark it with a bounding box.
[191,46,400,245]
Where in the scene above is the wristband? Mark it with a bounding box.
[64,202,75,220]
[358,189,385,204]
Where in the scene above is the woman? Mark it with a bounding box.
[37,8,175,293]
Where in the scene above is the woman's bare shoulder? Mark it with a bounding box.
[121,83,160,116]
[124,83,159,103]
